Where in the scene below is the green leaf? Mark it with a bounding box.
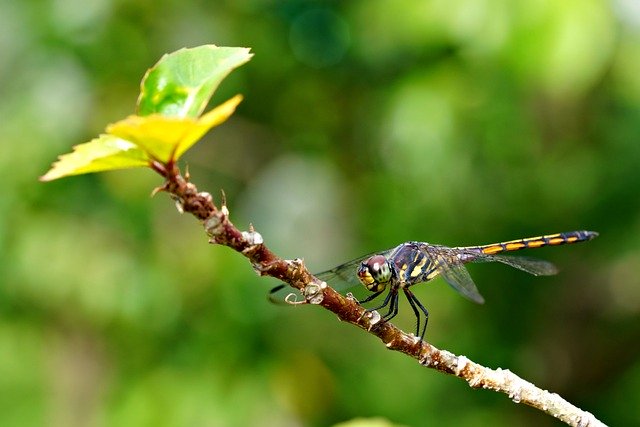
[108,95,242,163]
[137,45,252,118]
[39,135,149,181]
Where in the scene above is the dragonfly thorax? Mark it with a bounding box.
[357,254,393,292]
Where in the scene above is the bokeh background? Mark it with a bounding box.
[2,0,639,426]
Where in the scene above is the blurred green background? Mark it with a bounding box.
[2,0,639,426]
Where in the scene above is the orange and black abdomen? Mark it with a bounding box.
[475,230,598,255]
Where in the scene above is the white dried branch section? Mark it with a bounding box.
[435,349,607,427]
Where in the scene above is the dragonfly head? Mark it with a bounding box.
[358,255,392,292]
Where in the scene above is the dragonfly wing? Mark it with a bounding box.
[269,250,390,304]
[314,249,393,291]
[436,257,486,304]
[472,253,558,276]
[269,255,368,304]
[315,250,388,291]
[315,261,362,291]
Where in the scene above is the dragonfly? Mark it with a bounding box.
[271,230,598,340]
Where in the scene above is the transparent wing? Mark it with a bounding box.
[268,249,392,304]
[433,247,558,304]
[314,251,386,292]
[434,255,486,304]
[468,252,559,276]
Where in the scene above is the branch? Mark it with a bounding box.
[153,162,606,427]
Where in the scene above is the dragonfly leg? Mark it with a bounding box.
[404,288,429,340]
[364,289,399,322]
[358,289,385,304]
[380,291,399,321]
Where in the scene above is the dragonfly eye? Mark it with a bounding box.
[358,255,392,292]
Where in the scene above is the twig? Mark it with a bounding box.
[152,163,607,427]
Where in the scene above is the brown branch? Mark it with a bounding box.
[153,163,607,427]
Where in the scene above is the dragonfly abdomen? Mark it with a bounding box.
[475,230,598,255]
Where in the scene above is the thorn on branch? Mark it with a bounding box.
[220,189,227,209]
[151,182,169,197]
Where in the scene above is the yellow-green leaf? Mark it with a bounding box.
[137,45,252,118]
[39,135,149,181]
[107,95,242,163]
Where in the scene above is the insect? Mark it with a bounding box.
[271,230,598,340]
